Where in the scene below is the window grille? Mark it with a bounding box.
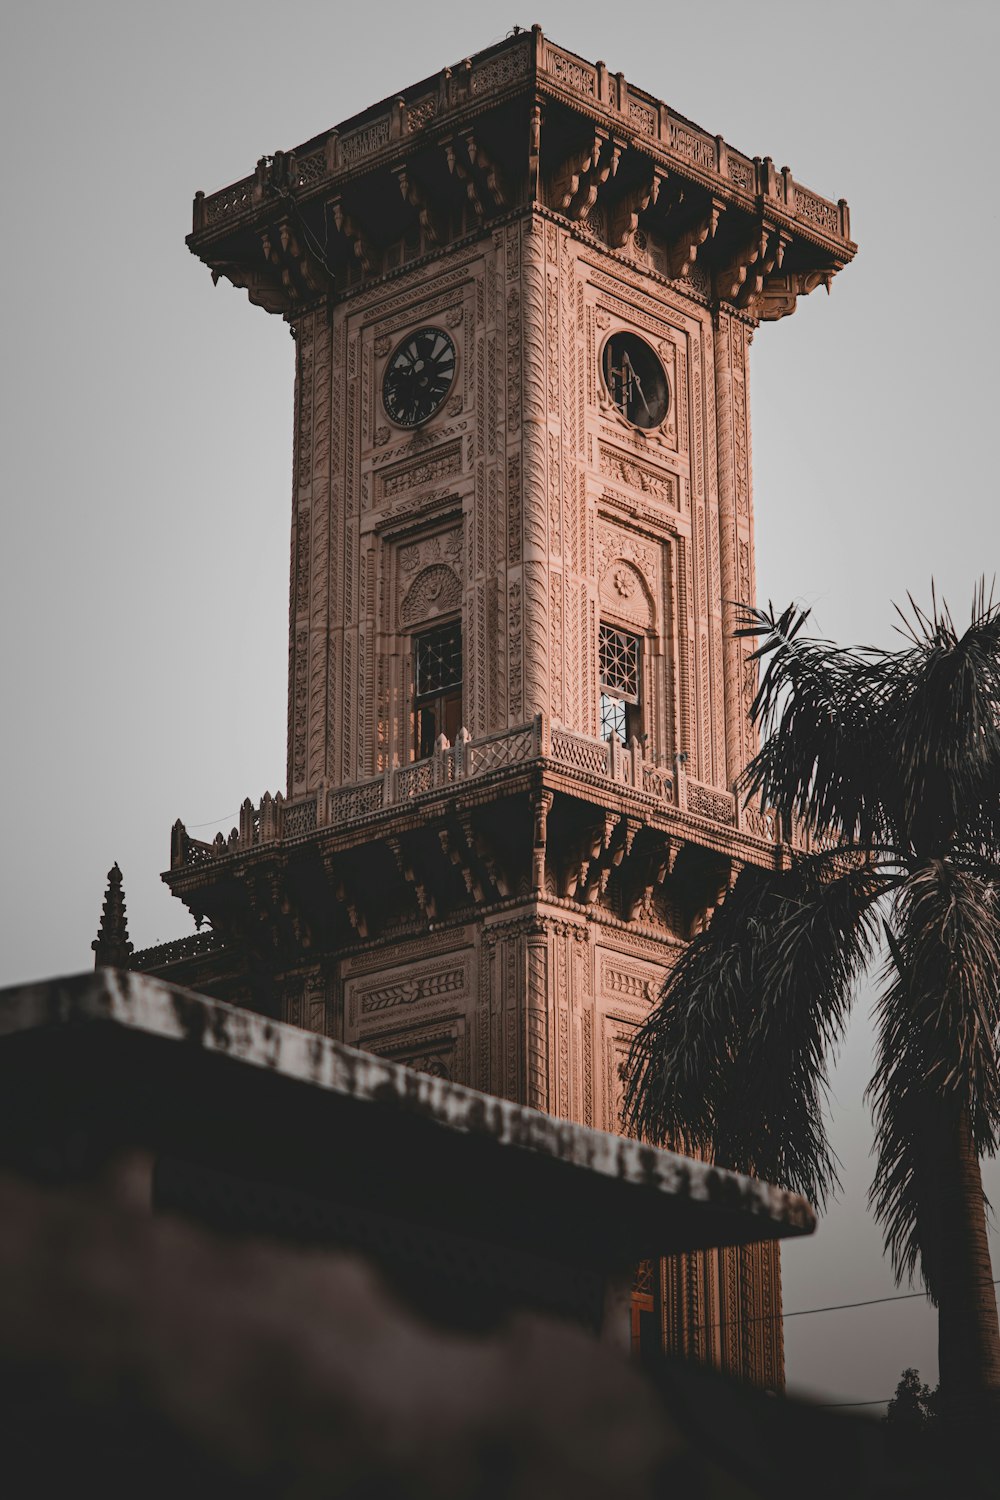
[599,624,640,701]
[416,621,462,698]
[599,623,642,746]
[414,620,462,758]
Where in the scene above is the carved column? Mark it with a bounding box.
[288,316,313,798]
[712,306,757,786]
[524,923,550,1112]
[518,215,551,720]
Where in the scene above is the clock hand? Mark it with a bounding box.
[632,372,651,416]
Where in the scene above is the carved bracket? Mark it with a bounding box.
[549,129,618,221]
[624,834,676,923]
[608,168,664,250]
[465,132,508,210]
[321,854,368,941]
[713,217,780,303]
[667,198,725,279]
[438,825,485,904]
[241,857,311,956]
[211,260,292,316]
[260,219,324,301]
[443,131,506,222]
[460,813,510,899]
[736,226,789,311]
[385,836,437,921]
[753,268,833,322]
[394,166,442,245]
[567,814,629,904]
[329,196,372,274]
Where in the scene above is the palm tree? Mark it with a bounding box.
[624,592,1000,1429]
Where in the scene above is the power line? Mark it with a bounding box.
[785,1282,998,1319]
[188,812,238,830]
[818,1398,891,1409]
[694,1278,1000,1332]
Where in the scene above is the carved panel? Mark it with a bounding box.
[599,951,663,1010]
[359,965,465,1015]
[686,780,737,824]
[670,121,715,171]
[398,526,463,581]
[406,94,437,131]
[507,579,522,721]
[597,520,659,598]
[601,1020,638,1134]
[340,116,390,164]
[598,559,654,631]
[377,441,463,502]
[628,97,658,135]
[599,448,680,508]
[796,188,841,235]
[471,39,530,94]
[546,46,597,95]
[399,564,462,627]
[347,952,473,1030]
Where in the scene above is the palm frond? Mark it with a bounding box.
[736,603,893,844]
[881,588,1000,856]
[869,860,1000,1290]
[624,852,885,1206]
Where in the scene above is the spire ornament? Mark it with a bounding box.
[92,863,133,970]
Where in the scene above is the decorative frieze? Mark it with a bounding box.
[598,447,680,507]
[348,952,471,1026]
[545,46,597,96]
[340,116,391,165]
[599,953,661,1005]
[359,964,465,1014]
[378,441,463,501]
[671,122,716,172]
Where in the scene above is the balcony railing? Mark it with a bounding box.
[170,716,786,869]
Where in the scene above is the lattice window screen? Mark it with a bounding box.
[599,624,640,701]
[415,620,462,698]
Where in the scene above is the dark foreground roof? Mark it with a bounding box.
[0,970,813,1272]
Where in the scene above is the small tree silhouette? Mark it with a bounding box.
[885,1367,938,1431]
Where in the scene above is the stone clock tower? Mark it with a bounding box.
[124,28,854,1386]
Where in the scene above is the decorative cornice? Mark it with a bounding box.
[187,27,853,323]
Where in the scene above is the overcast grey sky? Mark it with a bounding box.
[2,0,998,1412]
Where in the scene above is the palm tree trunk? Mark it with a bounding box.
[935,1108,1000,1433]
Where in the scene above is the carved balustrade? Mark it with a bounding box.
[168,717,798,871]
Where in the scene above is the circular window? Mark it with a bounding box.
[602,332,669,430]
[382,326,457,428]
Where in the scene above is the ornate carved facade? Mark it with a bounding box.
[119,29,854,1389]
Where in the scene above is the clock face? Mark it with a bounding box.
[382,327,457,427]
[602,332,669,429]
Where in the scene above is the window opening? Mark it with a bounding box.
[414,619,462,759]
[599,623,642,746]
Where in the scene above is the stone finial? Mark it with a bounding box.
[91,863,134,971]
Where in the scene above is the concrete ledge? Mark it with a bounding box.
[0,970,813,1335]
